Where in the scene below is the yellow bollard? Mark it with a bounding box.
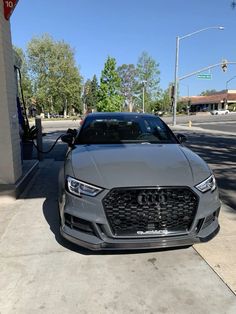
[188,120,192,128]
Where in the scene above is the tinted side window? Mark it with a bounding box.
[142,118,175,141]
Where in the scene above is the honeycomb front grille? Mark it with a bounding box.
[102,187,198,236]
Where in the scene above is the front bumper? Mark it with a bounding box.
[59,186,221,251]
[60,215,220,251]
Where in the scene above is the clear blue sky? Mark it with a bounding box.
[10,0,236,96]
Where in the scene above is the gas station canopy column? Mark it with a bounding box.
[0,1,22,185]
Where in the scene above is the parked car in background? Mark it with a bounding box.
[59,112,221,251]
[211,109,229,115]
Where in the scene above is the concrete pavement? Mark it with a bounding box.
[0,158,236,313]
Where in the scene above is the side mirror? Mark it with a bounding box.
[61,133,74,146]
[176,133,187,143]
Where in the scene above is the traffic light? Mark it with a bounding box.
[221,60,228,72]
[169,84,175,99]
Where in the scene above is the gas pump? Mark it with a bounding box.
[13,50,38,159]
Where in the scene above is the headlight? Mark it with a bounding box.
[67,176,103,197]
[195,174,216,193]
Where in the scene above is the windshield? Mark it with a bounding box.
[76,114,177,144]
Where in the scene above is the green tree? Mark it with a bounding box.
[27,34,82,115]
[97,56,123,112]
[200,89,217,96]
[27,35,54,112]
[152,87,172,113]
[117,64,138,112]
[136,52,161,112]
[82,75,99,112]
[82,79,92,111]
[90,75,99,107]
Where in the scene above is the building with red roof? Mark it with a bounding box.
[181,90,236,113]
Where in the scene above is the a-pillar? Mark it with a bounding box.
[0,3,22,185]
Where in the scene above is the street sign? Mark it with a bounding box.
[3,0,19,20]
[197,73,212,80]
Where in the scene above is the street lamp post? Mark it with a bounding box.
[225,76,236,109]
[142,80,147,113]
[226,76,236,91]
[142,84,145,113]
[173,26,224,126]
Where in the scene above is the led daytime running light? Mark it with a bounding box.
[195,175,216,193]
[67,176,102,197]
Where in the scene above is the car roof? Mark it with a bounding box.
[85,112,159,119]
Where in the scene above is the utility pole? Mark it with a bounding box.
[142,80,147,113]
[173,36,179,125]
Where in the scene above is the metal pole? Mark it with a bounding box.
[35,117,43,161]
[179,61,236,81]
[226,75,236,91]
[82,84,86,115]
[225,76,236,109]
[179,26,224,41]
[173,36,179,126]
[142,84,145,113]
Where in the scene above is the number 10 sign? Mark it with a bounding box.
[3,0,19,20]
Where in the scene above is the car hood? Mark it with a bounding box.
[69,144,211,189]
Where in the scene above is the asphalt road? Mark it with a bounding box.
[174,131,236,210]
[190,121,236,133]
[165,114,236,209]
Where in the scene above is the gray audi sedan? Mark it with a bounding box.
[58,112,220,250]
